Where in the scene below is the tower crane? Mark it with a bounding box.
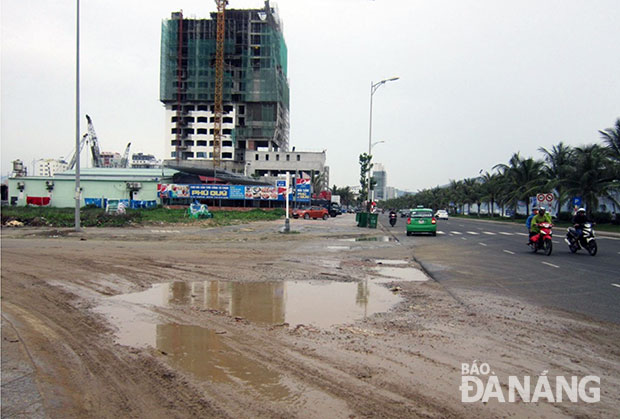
[85,115,103,167]
[67,133,89,170]
[213,0,228,169]
[120,142,132,168]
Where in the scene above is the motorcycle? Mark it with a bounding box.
[528,222,553,256]
[389,212,397,227]
[565,223,597,256]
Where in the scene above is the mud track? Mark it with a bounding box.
[2,216,619,418]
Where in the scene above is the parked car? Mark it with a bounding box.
[434,209,449,220]
[406,207,437,236]
[292,206,329,220]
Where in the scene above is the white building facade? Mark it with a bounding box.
[34,159,68,177]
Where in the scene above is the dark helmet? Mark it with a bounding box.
[539,207,546,214]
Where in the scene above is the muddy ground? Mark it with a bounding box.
[2,215,619,418]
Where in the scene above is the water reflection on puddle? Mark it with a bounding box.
[95,279,397,412]
[103,280,399,330]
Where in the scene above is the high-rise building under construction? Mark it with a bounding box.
[160,1,289,173]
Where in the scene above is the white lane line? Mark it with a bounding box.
[437,231,446,235]
[503,250,515,255]
[499,232,513,236]
[461,237,467,240]
[612,283,620,289]
[467,231,480,235]
[541,261,560,269]
[479,242,487,246]
[515,232,528,236]
[483,232,496,235]
[451,231,463,235]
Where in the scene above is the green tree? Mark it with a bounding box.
[565,144,618,216]
[599,118,620,163]
[494,153,545,216]
[358,153,373,206]
[539,142,574,214]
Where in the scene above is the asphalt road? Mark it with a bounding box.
[378,214,620,324]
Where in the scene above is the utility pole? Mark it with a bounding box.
[74,0,81,232]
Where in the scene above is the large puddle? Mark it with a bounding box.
[97,279,401,347]
[95,279,400,412]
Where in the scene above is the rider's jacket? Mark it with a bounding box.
[530,213,552,234]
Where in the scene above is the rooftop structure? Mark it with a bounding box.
[160,1,289,173]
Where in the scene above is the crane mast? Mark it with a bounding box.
[121,142,132,168]
[85,115,103,167]
[213,0,228,169]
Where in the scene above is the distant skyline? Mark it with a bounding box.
[2,0,619,191]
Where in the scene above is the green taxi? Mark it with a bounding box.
[406,207,437,236]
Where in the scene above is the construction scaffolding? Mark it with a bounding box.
[160,1,289,165]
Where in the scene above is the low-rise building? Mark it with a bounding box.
[131,153,162,169]
[244,150,328,188]
[34,159,68,177]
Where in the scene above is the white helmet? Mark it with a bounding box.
[577,207,586,213]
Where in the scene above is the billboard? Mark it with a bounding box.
[157,184,310,202]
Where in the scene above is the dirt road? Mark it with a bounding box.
[2,215,619,418]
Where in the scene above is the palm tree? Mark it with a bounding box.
[311,170,326,195]
[599,118,620,163]
[447,180,465,214]
[494,153,545,216]
[480,171,502,217]
[539,142,574,214]
[599,118,620,181]
[462,178,479,215]
[565,144,618,216]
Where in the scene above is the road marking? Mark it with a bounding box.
[515,232,528,236]
[479,242,487,246]
[451,231,463,235]
[467,231,480,235]
[612,283,620,289]
[461,237,467,240]
[503,250,515,255]
[437,231,446,235]
[483,232,496,235]
[499,232,514,236]
[541,262,560,269]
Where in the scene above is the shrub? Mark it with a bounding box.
[592,212,611,224]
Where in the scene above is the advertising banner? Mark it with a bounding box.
[157,184,190,198]
[157,183,311,202]
[295,184,311,202]
[190,185,230,199]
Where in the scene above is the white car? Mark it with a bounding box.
[435,210,449,220]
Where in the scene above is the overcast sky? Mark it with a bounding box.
[2,0,619,191]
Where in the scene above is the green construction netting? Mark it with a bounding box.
[160,16,289,110]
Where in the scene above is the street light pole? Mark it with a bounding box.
[74,0,81,232]
[367,77,399,210]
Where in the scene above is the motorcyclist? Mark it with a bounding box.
[572,208,589,239]
[529,207,552,243]
[389,209,397,226]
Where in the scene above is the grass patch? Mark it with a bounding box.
[1,206,285,228]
